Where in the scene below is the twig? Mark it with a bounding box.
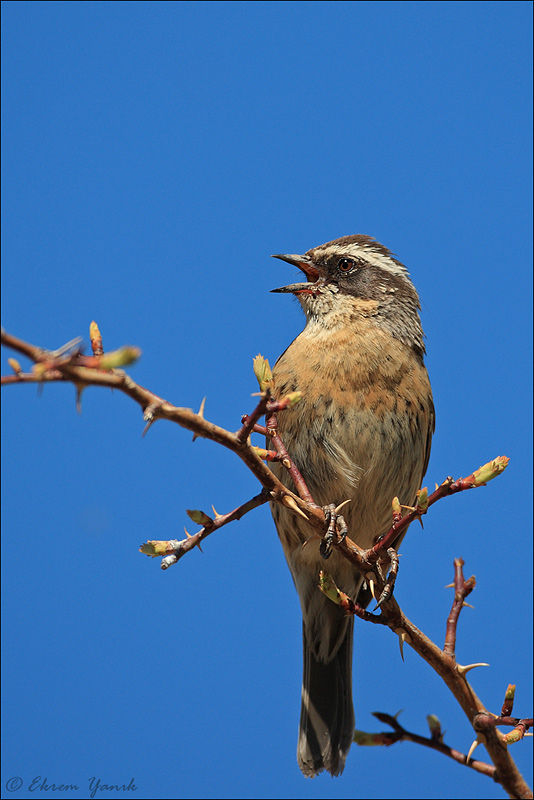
[140,491,270,568]
[236,394,271,445]
[354,712,497,779]
[332,463,508,591]
[265,406,316,506]
[474,713,533,744]
[1,329,319,525]
[444,558,477,657]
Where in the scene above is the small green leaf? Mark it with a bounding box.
[186,509,212,526]
[98,346,141,370]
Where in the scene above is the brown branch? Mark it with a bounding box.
[236,394,270,445]
[322,559,532,799]
[265,406,316,506]
[444,558,477,657]
[3,327,529,796]
[325,462,508,605]
[366,467,507,564]
[318,570,386,625]
[474,713,533,744]
[354,712,497,779]
[388,600,531,798]
[140,491,271,568]
[1,328,321,525]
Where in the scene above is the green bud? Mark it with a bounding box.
[472,456,510,486]
[252,354,272,391]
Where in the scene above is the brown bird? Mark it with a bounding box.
[269,235,434,777]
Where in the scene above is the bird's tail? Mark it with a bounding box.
[297,618,355,777]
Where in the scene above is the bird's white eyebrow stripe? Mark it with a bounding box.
[314,243,409,278]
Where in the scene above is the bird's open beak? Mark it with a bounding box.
[270,253,320,294]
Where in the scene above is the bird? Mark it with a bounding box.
[268,234,434,777]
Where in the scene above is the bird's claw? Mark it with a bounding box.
[320,503,349,559]
[373,547,399,608]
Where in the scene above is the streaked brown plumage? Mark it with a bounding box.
[269,235,434,776]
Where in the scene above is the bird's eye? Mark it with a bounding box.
[337,258,355,272]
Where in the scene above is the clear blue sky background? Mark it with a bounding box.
[1,2,532,799]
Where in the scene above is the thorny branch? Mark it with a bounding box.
[354,711,497,779]
[0,328,321,531]
[2,326,531,798]
[143,490,271,568]
[444,557,477,658]
[320,560,532,799]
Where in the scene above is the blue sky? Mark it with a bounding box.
[1,2,532,799]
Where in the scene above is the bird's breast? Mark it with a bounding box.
[271,322,433,544]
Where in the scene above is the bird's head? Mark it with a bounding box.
[271,234,425,356]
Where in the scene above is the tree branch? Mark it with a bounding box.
[321,560,532,799]
[354,711,498,779]
[2,325,530,797]
[1,328,320,528]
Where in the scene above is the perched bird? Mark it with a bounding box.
[269,235,434,777]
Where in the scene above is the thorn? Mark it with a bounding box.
[142,403,159,437]
[75,384,84,414]
[52,336,83,357]
[301,533,321,550]
[416,517,424,529]
[192,396,207,441]
[398,631,406,661]
[211,504,221,519]
[281,494,309,520]
[435,483,439,490]
[457,663,490,676]
[444,583,455,588]
[142,418,156,437]
[184,526,203,553]
[334,499,351,515]
[466,737,482,764]
[282,457,291,469]
[366,572,376,600]
[394,627,411,661]
[462,601,474,609]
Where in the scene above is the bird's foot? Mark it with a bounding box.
[369,546,399,608]
[319,502,349,559]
